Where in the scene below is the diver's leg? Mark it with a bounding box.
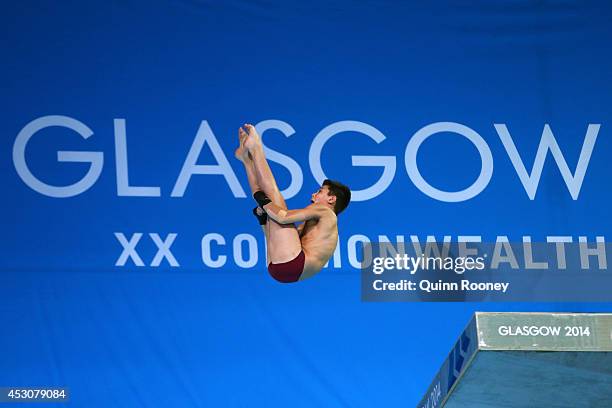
[242,124,301,263]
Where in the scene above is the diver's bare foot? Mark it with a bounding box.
[235,127,250,161]
[234,147,245,162]
[242,123,262,152]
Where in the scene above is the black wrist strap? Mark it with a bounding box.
[253,191,272,207]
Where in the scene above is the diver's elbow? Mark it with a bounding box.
[277,216,292,224]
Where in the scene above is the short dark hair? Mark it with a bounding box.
[323,179,351,215]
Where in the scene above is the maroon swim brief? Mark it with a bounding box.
[268,250,305,283]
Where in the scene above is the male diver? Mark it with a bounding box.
[235,124,350,283]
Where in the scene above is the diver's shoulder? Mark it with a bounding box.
[318,205,337,221]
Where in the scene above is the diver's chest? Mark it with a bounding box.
[301,220,320,236]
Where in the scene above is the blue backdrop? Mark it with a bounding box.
[2,1,612,406]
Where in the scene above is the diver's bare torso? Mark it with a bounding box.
[297,204,338,280]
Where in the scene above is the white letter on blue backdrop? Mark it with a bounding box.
[309,120,396,201]
[13,115,104,198]
[201,233,227,268]
[495,123,599,200]
[405,122,493,202]
[255,120,303,199]
[172,121,245,197]
[114,119,161,197]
